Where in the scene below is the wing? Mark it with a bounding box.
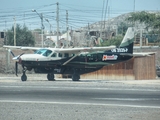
[54,45,116,53]
[3,45,41,51]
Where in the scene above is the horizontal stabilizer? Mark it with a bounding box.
[120,52,155,56]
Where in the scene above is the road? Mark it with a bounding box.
[0,75,160,120]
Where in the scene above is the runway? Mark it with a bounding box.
[0,78,160,120]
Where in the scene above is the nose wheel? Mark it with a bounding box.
[21,74,27,81]
[21,66,27,81]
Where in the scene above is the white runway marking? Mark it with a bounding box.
[93,98,160,101]
[1,85,160,92]
[0,100,160,109]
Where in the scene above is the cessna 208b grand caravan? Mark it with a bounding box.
[4,27,135,81]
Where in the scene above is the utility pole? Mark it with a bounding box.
[32,9,44,47]
[104,0,109,29]
[56,2,59,48]
[100,0,105,38]
[24,12,25,25]
[140,28,143,48]
[4,21,7,45]
[41,13,44,48]
[108,6,110,31]
[4,20,9,72]
[134,0,135,12]
[45,19,52,34]
[13,16,16,46]
[66,10,68,48]
[88,22,90,46]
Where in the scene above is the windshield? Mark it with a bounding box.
[34,49,52,57]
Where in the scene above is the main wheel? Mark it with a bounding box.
[21,74,27,81]
[47,73,55,81]
[72,74,80,81]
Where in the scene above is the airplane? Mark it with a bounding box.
[3,27,135,81]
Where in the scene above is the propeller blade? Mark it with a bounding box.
[8,49,15,57]
[15,62,18,76]
[13,53,24,60]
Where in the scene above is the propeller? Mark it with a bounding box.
[7,49,24,76]
[14,53,24,76]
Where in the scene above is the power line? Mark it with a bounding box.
[0,2,142,31]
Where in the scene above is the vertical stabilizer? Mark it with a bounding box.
[119,27,135,48]
[119,27,135,54]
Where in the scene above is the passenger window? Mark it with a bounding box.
[64,53,69,57]
[93,54,97,59]
[97,54,102,60]
[51,53,57,57]
[71,53,75,56]
[58,53,62,57]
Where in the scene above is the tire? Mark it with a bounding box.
[72,74,80,81]
[47,73,55,81]
[21,74,27,81]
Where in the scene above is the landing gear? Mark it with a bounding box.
[21,74,27,81]
[72,74,80,81]
[21,67,27,81]
[47,73,55,81]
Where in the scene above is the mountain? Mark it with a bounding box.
[78,11,160,31]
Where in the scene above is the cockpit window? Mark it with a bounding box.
[34,49,52,57]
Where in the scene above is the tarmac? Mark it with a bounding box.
[0,73,160,86]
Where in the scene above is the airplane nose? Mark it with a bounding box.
[13,55,20,60]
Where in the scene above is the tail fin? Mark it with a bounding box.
[119,27,135,54]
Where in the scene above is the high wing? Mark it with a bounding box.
[54,45,116,53]
[3,45,116,53]
[3,45,41,51]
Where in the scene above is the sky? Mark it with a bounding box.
[0,0,160,31]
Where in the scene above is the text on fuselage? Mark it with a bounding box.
[111,48,128,53]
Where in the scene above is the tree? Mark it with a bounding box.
[126,11,160,29]
[126,11,160,45]
[6,24,35,46]
[153,15,160,29]
[101,35,123,47]
[118,22,129,35]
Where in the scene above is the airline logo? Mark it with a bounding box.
[102,55,118,61]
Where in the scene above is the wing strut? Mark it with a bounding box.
[62,53,80,65]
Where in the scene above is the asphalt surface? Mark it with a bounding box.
[0,74,160,120]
